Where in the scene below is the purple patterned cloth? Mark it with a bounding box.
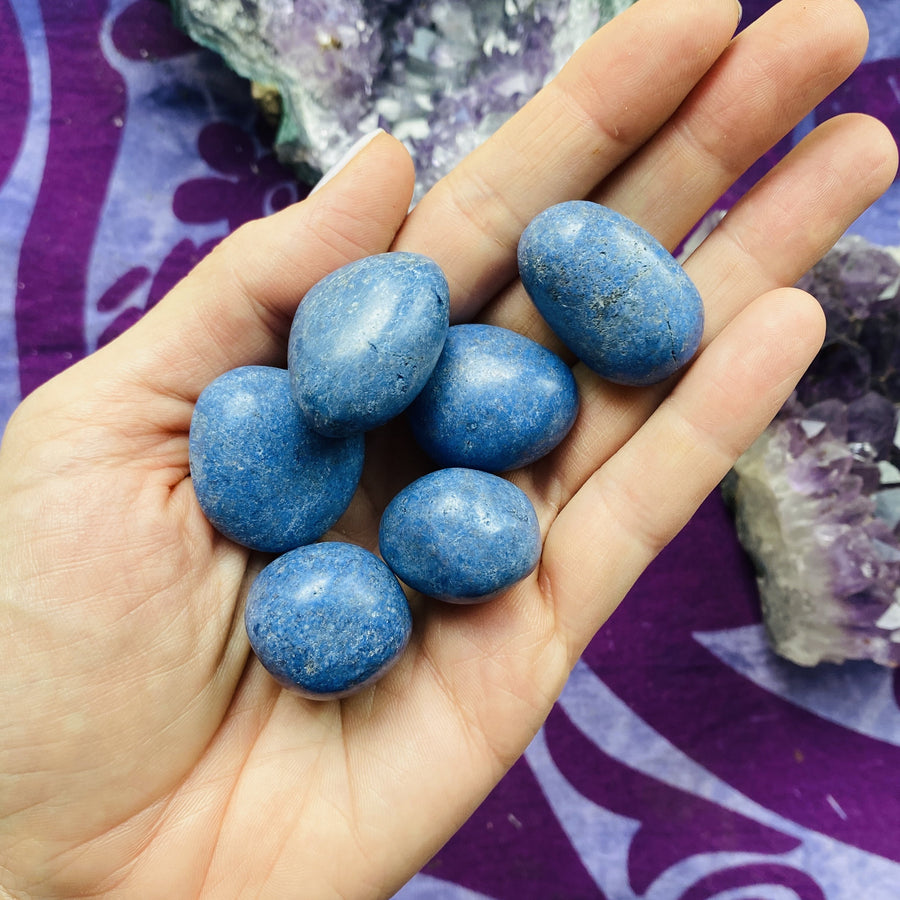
[1,1,899,897]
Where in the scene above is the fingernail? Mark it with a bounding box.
[735,1,742,26]
[309,129,385,196]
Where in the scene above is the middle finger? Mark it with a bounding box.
[393,0,742,320]
[482,0,868,342]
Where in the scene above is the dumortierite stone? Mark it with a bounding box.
[726,237,900,666]
[407,324,579,472]
[189,366,363,553]
[379,467,542,603]
[288,252,450,437]
[171,0,637,197]
[518,201,705,386]
[245,542,412,698]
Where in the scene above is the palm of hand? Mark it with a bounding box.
[0,366,567,898]
[1,0,896,897]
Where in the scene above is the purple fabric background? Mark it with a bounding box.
[1,2,898,897]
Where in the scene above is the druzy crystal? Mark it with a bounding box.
[171,0,636,195]
[727,236,900,666]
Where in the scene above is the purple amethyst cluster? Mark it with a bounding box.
[171,0,635,195]
[728,236,900,666]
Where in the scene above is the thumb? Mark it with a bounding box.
[90,131,416,412]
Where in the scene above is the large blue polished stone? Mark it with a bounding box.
[288,252,450,437]
[189,366,363,553]
[245,542,412,698]
[518,201,704,386]
[379,467,542,603]
[407,323,579,472]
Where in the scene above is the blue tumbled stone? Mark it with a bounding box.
[245,542,412,698]
[407,323,579,472]
[189,366,364,553]
[288,251,450,437]
[517,201,704,386]
[379,467,542,603]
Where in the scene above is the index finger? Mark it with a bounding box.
[393,0,742,320]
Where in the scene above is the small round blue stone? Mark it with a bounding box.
[189,366,364,553]
[379,467,542,604]
[518,201,704,386]
[245,542,412,698]
[407,324,579,472]
[288,251,450,437]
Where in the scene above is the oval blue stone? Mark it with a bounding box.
[517,201,704,386]
[288,251,450,437]
[379,467,542,604]
[407,324,579,472]
[189,366,364,553]
[245,542,412,698]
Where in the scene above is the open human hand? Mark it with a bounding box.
[1,0,896,897]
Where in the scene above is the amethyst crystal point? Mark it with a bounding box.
[171,0,637,195]
[728,237,900,667]
[730,406,900,667]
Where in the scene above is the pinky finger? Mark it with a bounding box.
[541,287,826,660]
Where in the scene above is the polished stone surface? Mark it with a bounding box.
[288,252,450,437]
[518,201,705,386]
[407,323,579,472]
[245,541,412,697]
[379,467,542,603]
[189,366,364,552]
